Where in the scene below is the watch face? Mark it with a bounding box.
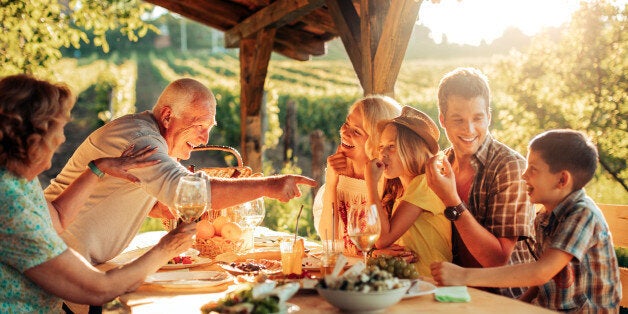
[445,207,459,221]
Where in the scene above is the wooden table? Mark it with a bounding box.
[101,230,555,314]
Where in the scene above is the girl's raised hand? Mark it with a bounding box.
[366,158,384,184]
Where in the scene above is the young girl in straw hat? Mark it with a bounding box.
[366,106,452,276]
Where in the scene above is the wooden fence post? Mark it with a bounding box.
[310,129,325,189]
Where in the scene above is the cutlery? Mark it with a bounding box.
[406,279,418,294]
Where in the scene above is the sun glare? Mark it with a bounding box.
[418,0,581,46]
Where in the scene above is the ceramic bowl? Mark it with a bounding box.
[316,284,409,313]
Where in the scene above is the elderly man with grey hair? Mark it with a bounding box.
[45,78,315,266]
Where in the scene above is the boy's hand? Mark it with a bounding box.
[430,261,466,286]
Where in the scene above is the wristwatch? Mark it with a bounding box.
[444,203,466,221]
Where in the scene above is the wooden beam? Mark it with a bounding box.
[240,27,276,172]
[373,0,420,95]
[225,0,326,48]
[325,0,364,86]
[239,0,271,9]
[146,0,249,31]
[273,42,311,61]
[300,8,338,35]
[274,27,326,56]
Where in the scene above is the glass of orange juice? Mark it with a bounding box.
[280,238,303,275]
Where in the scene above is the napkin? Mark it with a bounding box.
[434,286,471,302]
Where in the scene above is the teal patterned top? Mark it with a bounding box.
[0,168,67,313]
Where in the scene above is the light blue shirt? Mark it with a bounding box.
[0,168,67,313]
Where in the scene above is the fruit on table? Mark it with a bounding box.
[221,222,243,241]
[213,216,229,235]
[169,256,193,264]
[196,220,215,239]
[367,255,419,279]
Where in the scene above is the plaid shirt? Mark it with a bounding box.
[534,190,621,312]
[448,134,536,298]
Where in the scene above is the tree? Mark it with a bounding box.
[0,0,156,76]
[492,0,628,191]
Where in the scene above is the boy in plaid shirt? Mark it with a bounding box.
[431,129,621,312]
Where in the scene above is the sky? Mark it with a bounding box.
[417,0,582,46]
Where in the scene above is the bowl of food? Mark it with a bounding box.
[316,266,410,313]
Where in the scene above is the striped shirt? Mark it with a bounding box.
[448,134,537,298]
[534,190,621,312]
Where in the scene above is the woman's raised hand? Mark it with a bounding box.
[327,146,348,176]
[93,145,161,183]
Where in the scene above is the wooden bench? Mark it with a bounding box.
[598,203,628,308]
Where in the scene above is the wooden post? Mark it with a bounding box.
[326,0,421,96]
[284,99,297,163]
[239,27,276,173]
[310,129,325,189]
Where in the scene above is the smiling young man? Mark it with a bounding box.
[44,78,316,268]
[425,67,536,298]
[430,129,621,312]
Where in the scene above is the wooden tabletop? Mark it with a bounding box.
[112,276,554,314]
[102,230,555,314]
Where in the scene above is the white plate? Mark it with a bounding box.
[145,271,233,288]
[402,279,437,299]
[301,256,321,270]
[255,236,282,247]
[219,263,282,275]
[160,256,213,270]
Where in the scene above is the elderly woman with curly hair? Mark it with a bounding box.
[0,74,196,313]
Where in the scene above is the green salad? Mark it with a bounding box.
[201,285,279,314]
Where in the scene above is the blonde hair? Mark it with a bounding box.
[380,123,433,214]
[349,95,401,159]
[395,124,433,176]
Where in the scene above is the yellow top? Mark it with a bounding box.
[395,174,452,276]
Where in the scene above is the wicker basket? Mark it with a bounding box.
[164,145,261,258]
[161,145,258,231]
[194,236,244,258]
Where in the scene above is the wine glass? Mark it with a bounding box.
[173,175,209,223]
[347,203,381,265]
[236,198,265,251]
[240,198,265,228]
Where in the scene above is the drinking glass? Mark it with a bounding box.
[173,175,209,223]
[236,198,265,251]
[347,203,381,265]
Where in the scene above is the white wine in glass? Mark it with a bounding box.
[347,204,381,265]
[173,175,209,223]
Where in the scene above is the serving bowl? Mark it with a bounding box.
[316,283,410,313]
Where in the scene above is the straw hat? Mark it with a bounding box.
[377,106,440,154]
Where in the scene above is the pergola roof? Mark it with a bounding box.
[146,0,340,61]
